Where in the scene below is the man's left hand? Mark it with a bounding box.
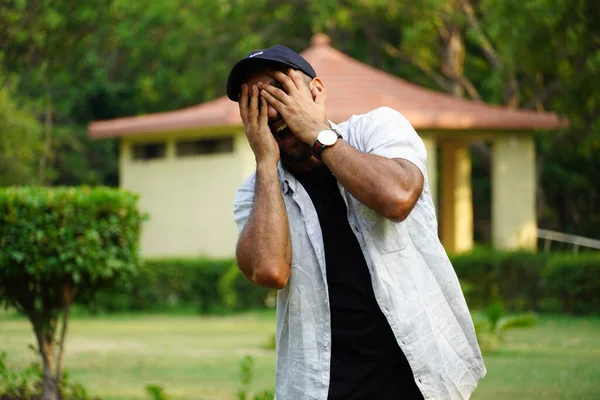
[257,69,329,145]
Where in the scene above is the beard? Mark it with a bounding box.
[276,127,313,163]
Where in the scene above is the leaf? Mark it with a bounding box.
[496,313,538,336]
[10,251,25,263]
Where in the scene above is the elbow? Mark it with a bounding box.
[236,251,290,289]
[236,238,290,289]
[252,265,290,289]
[381,191,417,222]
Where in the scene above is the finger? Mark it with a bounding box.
[258,82,289,106]
[249,85,259,123]
[260,87,286,111]
[269,69,297,94]
[239,84,249,124]
[258,95,268,126]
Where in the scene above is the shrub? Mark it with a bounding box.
[0,187,145,400]
[237,356,274,400]
[88,259,274,315]
[451,248,600,314]
[472,298,538,351]
[89,249,599,316]
[542,254,600,314]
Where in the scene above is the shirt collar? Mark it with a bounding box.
[278,162,296,195]
[278,119,341,195]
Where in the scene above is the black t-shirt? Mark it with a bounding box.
[293,165,423,400]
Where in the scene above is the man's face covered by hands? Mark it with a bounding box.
[241,67,321,165]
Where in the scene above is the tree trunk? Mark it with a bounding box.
[56,284,75,383]
[39,82,53,185]
[442,25,465,98]
[35,329,58,400]
[504,68,520,108]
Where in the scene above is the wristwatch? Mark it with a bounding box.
[311,128,342,159]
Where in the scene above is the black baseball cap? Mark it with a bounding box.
[226,45,317,102]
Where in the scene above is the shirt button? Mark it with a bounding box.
[321,378,327,386]
[324,341,329,348]
[312,363,319,370]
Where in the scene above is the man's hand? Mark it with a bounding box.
[257,69,329,145]
[239,83,279,166]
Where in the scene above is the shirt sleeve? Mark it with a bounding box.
[233,174,257,233]
[360,107,427,176]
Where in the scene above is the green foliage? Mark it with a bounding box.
[145,384,170,400]
[0,186,145,399]
[263,334,276,351]
[87,250,599,316]
[473,298,538,351]
[451,249,600,315]
[1,0,599,239]
[451,249,548,311]
[218,264,274,311]
[0,351,42,399]
[542,254,600,314]
[87,258,274,315]
[0,73,43,186]
[0,352,100,400]
[237,356,274,400]
[0,187,145,311]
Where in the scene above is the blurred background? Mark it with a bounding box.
[1,0,599,241]
[1,1,599,399]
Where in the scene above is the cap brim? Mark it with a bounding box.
[226,57,301,102]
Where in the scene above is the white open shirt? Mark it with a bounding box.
[233,107,486,399]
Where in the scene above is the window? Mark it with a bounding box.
[131,142,166,160]
[176,137,234,157]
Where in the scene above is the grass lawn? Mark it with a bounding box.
[1,310,599,399]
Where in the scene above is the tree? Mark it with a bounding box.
[0,0,117,184]
[0,187,145,400]
[311,0,600,238]
[0,72,43,186]
[1,0,598,238]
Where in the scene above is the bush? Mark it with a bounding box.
[451,248,600,315]
[88,259,274,314]
[89,249,599,316]
[0,186,145,400]
[542,254,600,314]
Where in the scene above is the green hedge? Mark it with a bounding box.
[542,254,600,314]
[87,258,274,314]
[87,250,599,316]
[452,249,600,315]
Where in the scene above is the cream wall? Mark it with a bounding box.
[119,127,537,259]
[491,134,537,250]
[120,128,252,259]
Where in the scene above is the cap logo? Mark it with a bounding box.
[249,51,264,58]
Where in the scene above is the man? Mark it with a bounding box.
[228,45,486,399]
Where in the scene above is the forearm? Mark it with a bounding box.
[321,140,423,221]
[236,163,292,289]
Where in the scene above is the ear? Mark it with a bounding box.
[310,77,326,102]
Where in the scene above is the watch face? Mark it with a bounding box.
[318,130,338,145]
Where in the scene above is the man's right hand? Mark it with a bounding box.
[239,84,279,167]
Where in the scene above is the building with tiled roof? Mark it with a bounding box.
[89,34,564,258]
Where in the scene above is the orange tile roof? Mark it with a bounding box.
[88,34,564,139]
